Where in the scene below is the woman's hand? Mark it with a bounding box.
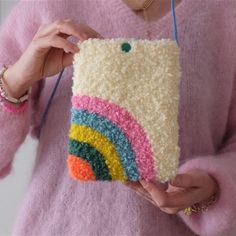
[3,19,102,98]
[124,169,219,214]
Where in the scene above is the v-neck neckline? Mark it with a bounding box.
[111,0,195,40]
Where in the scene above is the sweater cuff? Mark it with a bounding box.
[0,97,31,179]
[0,161,12,179]
[0,97,29,114]
[177,154,236,236]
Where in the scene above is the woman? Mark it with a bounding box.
[0,0,235,235]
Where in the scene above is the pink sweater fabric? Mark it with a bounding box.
[0,0,236,235]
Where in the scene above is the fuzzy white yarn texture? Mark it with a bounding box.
[72,38,181,182]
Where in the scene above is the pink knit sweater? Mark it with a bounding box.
[0,0,236,235]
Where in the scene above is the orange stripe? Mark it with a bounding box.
[67,154,96,181]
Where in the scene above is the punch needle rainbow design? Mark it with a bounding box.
[67,38,181,183]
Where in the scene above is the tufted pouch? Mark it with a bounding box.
[67,38,181,183]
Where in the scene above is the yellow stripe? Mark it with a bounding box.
[69,124,127,181]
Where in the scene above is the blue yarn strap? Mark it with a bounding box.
[37,68,64,138]
[171,0,179,45]
[37,0,179,138]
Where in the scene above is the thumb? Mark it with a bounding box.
[62,51,76,68]
[170,173,200,188]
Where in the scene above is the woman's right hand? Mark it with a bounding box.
[3,19,103,99]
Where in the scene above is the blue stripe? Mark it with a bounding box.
[71,108,140,181]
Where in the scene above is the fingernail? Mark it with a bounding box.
[171,177,179,186]
[73,46,80,52]
[81,33,88,39]
[140,180,149,188]
[97,33,103,38]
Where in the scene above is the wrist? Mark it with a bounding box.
[184,191,218,216]
[184,175,219,217]
[2,65,31,99]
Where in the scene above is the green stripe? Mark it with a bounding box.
[68,139,112,181]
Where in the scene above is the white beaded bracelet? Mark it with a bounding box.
[0,64,31,104]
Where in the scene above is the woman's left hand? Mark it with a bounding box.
[124,169,219,214]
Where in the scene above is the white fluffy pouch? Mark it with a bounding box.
[67,38,181,183]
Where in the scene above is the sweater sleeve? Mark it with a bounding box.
[177,75,236,235]
[0,1,43,179]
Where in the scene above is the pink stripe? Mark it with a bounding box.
[71,95,155,181]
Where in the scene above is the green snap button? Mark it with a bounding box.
[121,42,131,53]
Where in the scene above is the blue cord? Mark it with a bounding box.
[37,68,64,138]
[171,0,179,45]
[37,0,179,138]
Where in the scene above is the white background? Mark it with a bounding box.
[0,1,38,235]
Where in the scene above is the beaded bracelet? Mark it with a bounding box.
[0,64,31,104]
[184,193,218,216]
[0,64,31,114]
